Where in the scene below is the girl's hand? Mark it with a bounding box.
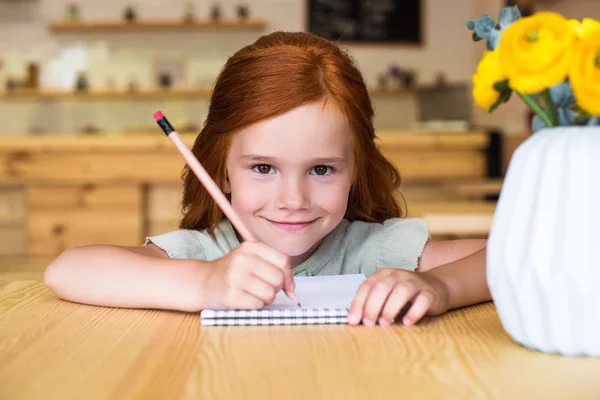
[201,241,295,310]
[348,268,450,326]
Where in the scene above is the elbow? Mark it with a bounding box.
[43,247,79,296]
[43,262,60,295]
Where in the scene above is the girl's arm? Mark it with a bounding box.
[418,239,487,272]
[419,239,490,310]
[44,241,296,312]
[44,244,210,312]
[421,245,490,311]
[348,240,490,326]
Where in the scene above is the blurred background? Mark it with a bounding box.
[0,0,596,266]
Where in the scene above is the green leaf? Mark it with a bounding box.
[488,89,513,113]
[474,14,496,37]
[486,30,501,50]
[488,95,504,113]
[493,79,509,92]
[574,114,590,125]
[488,100,502,113]
[570,104,589,116]
[498,6,521,29]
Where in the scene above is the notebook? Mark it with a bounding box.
[200,274,366,326]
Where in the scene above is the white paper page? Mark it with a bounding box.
[264,274,366,310]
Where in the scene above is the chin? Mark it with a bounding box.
[272,242,316,257]
[264,237,321,258]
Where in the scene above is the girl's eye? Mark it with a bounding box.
[253,164,274,174]
[311,165,333,176]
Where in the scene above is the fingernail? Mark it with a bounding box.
[403,316,412,326]
[348,314,358,325]
[363,318,374,327]
[378,317,390,326]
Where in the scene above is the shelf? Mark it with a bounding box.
[0,131,487,152]
[370,88,413,96]
[0,88,213,100]
[0,87,410,101]
[47,18,268,32]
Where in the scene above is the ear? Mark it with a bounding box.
[223,173,231,194]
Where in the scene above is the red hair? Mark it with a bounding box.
[180,32,405,231]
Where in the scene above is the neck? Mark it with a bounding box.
[232,226,323,269]
[289,238,324,268]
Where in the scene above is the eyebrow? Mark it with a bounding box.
[240,155,347,164]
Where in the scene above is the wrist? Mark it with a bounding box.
[178,259,213,312]
[424,270,452,314]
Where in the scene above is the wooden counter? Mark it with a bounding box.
[0,131,488,183]
[0,131,490,257]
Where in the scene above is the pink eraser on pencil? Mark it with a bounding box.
[153,110,164,121]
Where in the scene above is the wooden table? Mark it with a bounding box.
[2,279,600,399]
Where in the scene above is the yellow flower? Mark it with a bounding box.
[499,12,574,94]
[472,50,507,110]
[569,31,600,115]
[568,18,600,40]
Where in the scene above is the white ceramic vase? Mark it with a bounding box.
[487,126,600,356]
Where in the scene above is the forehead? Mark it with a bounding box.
[229,101,353,158]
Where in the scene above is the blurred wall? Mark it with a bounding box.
[0,0,597,134]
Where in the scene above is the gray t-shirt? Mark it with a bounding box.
[145,218,430,277]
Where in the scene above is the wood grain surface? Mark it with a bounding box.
[2,278,600,399]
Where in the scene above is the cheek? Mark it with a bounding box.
[229,175,268,212]
[314,180,352,214]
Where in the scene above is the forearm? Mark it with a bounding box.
[44,245,210,312]
[423,246,491,310]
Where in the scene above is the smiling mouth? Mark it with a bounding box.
[265,218,318,232]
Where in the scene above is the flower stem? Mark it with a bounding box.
[542,89,559,126]
[517,92,553,127]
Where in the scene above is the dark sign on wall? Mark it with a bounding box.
[307,0,422,44]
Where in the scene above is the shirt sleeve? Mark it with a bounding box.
[144,230,207,260]
[375,218,430,272]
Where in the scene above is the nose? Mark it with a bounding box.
[274,175,309,211]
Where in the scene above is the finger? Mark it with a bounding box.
[251,260,285,290]
[242,275,278,305]
[348,280,374,325]
[402,291,434,326]
[246,242,295,292]
[348,269,396,325]
[228,290,266,310]
[245,241,287,267]
[378,284,416,326]
[362,280,397,326]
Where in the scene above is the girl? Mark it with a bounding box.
[44,32,490,326]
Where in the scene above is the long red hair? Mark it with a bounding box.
[180,32,405,231]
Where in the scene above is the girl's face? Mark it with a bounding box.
[226,101,354,266]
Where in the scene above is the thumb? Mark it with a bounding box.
[246,241,294,287]
[284,269,296,295]
[275,253,296,297]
